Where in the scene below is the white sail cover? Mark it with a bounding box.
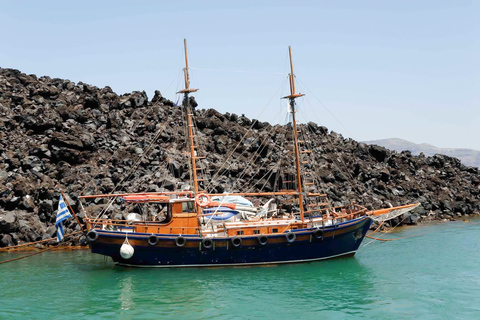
[210,196,254,207]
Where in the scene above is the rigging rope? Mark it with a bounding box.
[228,122,282,193]
[92,124,166,222]
[298,106,372,204]
[296,78,356,139]
[245,161,281,193]
[362,214,413,247]
[205,78,289,191]
[206,109,284,193]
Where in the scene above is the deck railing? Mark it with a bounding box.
[84,203,367,237]
[85,217,202,235]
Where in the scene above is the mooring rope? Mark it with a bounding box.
[0,230,82,252]
[366,221,386,237]
[362,214,414,247]
[365,234,418,242]
[0,248,53,265]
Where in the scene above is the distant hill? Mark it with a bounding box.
[364,138,480,168]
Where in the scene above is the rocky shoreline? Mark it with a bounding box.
[0,68,479,248]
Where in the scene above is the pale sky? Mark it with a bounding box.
[1,0,478,150]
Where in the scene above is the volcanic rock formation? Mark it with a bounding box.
[0,68,479,247]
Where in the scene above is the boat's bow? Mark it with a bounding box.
[367,203,420,222]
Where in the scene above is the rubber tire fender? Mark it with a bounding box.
[175,236,187,247]
[202,238,213,249]
[285,231,296,243]
[314,228,324,239]
[231,236,242,247]
[257,235,268,246]
[86,230,98,242]
[147,234,158,246]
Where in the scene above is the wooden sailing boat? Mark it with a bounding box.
[81,41,415,267]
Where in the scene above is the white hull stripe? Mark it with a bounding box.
[114,250,357,268]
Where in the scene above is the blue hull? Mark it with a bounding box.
[88,217,372,267]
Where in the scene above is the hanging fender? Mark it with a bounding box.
[120,242,134,259]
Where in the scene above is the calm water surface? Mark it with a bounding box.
[1,218,479,319]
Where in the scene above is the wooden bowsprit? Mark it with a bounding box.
[367,203,420,222]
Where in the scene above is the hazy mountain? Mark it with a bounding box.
[364,138,480,168]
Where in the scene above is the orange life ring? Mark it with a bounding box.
[195,193,211,208]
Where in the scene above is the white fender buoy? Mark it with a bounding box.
[120,235,134,259]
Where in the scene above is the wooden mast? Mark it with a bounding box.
[176,40,203,234]
[283,46,306,222]
[177,39,199,195]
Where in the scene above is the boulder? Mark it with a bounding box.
[369,145,389,162]
[0,234,15,247]
[0,211,18,233]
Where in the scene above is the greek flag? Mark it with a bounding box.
[56,195,72,242]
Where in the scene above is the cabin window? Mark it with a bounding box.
[153,204,172,224]
[237,230,244,235]
[272,228,278,233]
[253,230,260,235]
[182,201,195,212]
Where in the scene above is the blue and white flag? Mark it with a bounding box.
[55,195,72,242]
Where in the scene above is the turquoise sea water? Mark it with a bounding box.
[1,219,479,320]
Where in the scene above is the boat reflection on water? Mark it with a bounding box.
[102,256,376,317]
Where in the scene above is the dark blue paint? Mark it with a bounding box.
[89,217,372,267]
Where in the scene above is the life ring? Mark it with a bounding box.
[86,230,98,242]
[231,236,242,247]
[202,238,213,249]
[285,232,296,243]
[195,193,211,208]
[175,236,186,247]
[147,234,158,246]
[258,235,268,246]
[314,228,324,239]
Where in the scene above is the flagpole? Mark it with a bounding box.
[61,191,86,233]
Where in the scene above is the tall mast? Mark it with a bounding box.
[283,46,305,222]
[177,39,200,195]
